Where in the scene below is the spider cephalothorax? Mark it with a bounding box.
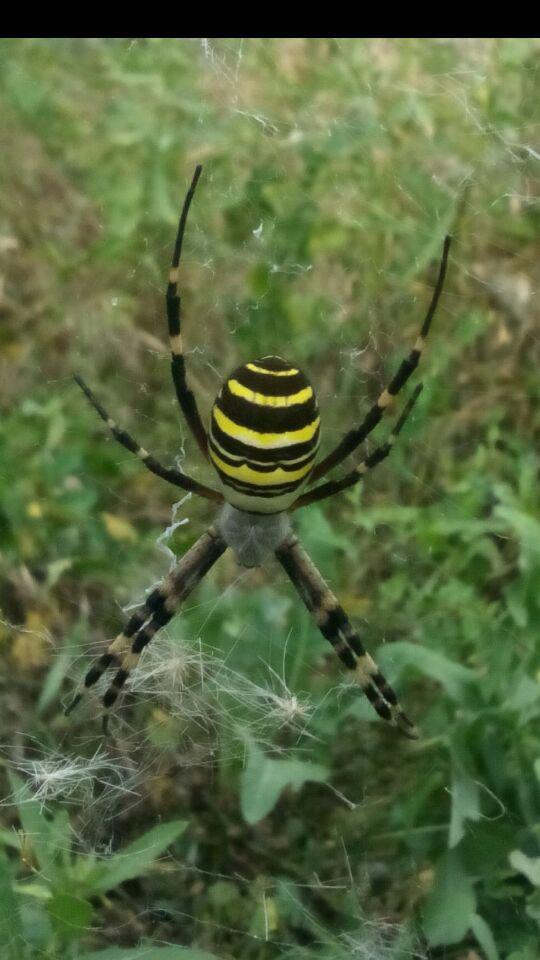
[67,165,451,739]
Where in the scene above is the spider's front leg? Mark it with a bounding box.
[275,534,417,738]
[74,375,223,504]
[311,235,451,483]
[166,164,209,458]
[66,527,226,727]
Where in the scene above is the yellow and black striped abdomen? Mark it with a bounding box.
[209,356,320,513]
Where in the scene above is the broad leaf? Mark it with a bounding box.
[423,849,477,946]
[470,913,500,960]
[378,641,476,702]
[241,739,329,825]
[84,820,187,895]
[0,850,24,959]
[510,850,540,886]
[79,947,220,960]
[47,890,93,944]
[449,764,481,848]
[8,772,58,880]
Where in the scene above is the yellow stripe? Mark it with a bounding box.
[228,379,313,408]
[210,448,314,486]
[246,363,299,376]
[213,406,320,449]
[209,429,316,468]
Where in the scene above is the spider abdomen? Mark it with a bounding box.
[209,356,320,513]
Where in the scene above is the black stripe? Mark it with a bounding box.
[217,387,318,433]
[344,630,366,659]
[84,653,119,688]
[123,588,165,638]
[208,436,315,475]
[103,669,130,707]
[112,668,130,689]
[213,468,302,497]
[373,670,398,706]
[334,645,357,670]
[231,364,309,396]
[132,612,172,654]
[319,606,350,642]
[215,476,301,497]
[388,349,421,395]
[363,685,392,721]
[166,288,181,336]
[210,417,319,464]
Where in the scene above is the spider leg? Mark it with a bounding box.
[74,374,223,504]
[65,528,226,723]
[166,165,209,459]
[311,235,451,483]
[275,534,418,738]
[291,383,422,510]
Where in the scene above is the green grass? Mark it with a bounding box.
[1,37,540,959]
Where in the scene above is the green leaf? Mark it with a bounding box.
[495,502,540,563]
[470,913,500,960]
[0,830,21,851]
[449,764,481,848]
[0,850,24,959]
[525,888,540,928]
[507,950,540,960]
[18,900,52,952]
[7,772,57,880]
[510,849,540,886]
[461,821,516,878]
[240,738,329,825]
[48,809,73,874]
[379,641,476,702]
[84,820,187,895]
[37,620,80,714]
[423,849,477,946]
[47,890,93,944]
[506,675,540,717]
[79,947,220,960]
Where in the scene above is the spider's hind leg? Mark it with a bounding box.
[276,534,418,739]
[65,528,227,726]
[64,585,171,717]
[99,593,176,718]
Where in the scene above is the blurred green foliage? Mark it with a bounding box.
[1,37,540,959]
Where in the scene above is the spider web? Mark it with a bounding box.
[1,37,539,959]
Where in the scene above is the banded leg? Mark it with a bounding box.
[275,534,417,738]
[66,527,227,722]
[311,235,451,482]
[75,375,223,504]
[292,383,422,510]
[167,165,209,458]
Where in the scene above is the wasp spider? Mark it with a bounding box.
[67,166,451,738]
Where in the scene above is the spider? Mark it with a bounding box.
[67,165,451,738]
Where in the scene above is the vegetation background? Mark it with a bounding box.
[1,37,540,960]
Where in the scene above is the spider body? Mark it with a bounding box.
[67,164,452,740]
[216,503,292,568]
[209,355,320,513]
